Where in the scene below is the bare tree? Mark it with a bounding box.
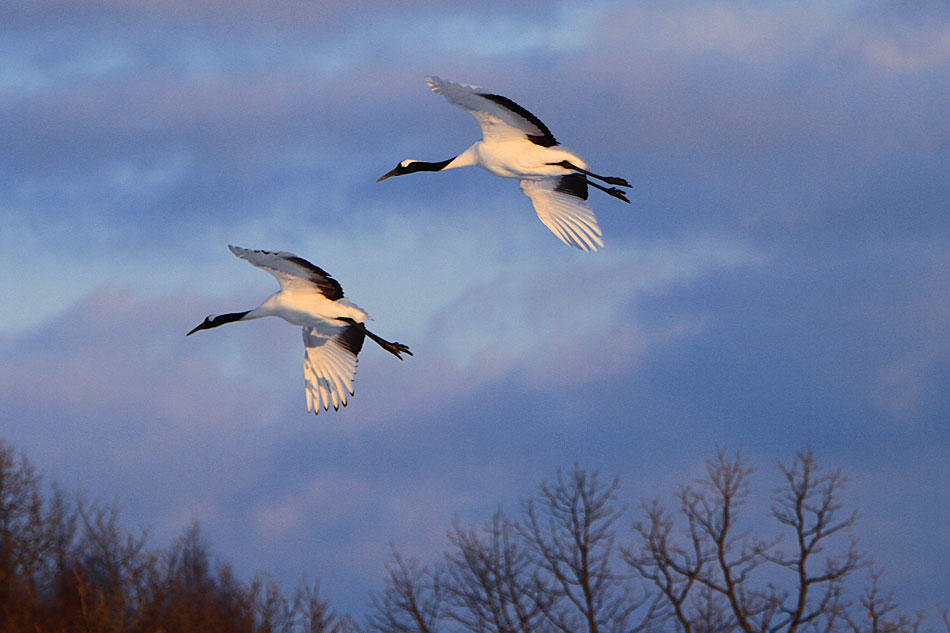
[368,548,445,633]
[766,450,864,633]
[248,574,298,633]
[841,567,927,633]
[367,449,948,633]
[251,578,348,633]
[72,494,154,629]
[521,466,653,633]
[0,442,47,630]
[443,510,548,633]
[8,437,939,633]
[0,442,84,630]
[624,449,883,633]
[624,450,758,633]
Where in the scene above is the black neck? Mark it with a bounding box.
[407,157,455,173]
[209,311,250,327]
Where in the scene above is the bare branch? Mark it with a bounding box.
[443,510,546,633]
[368,546,444,633]
[521,465,650,633]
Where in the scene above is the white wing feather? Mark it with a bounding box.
[302,324,361,414]
[426,76,551,144]
[519,179,604,252]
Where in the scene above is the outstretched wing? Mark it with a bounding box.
[229,245,344,300]
[519,175,604,252]
[426,76,558,147]
[302,323,365,414]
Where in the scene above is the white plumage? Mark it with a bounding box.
[378,76,631,252]
[187,245,411,415]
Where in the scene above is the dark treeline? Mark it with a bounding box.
[0,439,945,633]
[0,440,345,632]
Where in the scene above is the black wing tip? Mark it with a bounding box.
[229,244,295,260]
[276,254,345,301]
[310,395,349,415]
[480,93,559,147]
[229,244,269,255]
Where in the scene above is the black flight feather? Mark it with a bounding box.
[480,93,559,147]
[338,324,366,356]
[281,253,345,301]
[554,173,589,200]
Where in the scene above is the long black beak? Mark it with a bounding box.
[186,318,212,336]
[377,168,400,183]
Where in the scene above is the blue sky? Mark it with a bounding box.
[2,0,948,617]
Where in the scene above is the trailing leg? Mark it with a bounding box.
[588,179,630,203]
[553,160,631,188]
[364,326,413,359]
[338,318,412,359]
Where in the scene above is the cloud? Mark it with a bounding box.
[420,234,761,380]
[866,250,950,419]
[2,0,949,617]
[600,4,833,62]
[852,21,950,71]
[839,445,950,599]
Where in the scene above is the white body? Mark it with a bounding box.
[448,140,588,180]
[250,291,367,328]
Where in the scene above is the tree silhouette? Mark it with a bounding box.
[0,438,944,633]
[0,439,345,633]
[442,510,547,633]
[624,449,884,633]
[372,452,943,633]
[520,467,652,633]
[368,548,443,633]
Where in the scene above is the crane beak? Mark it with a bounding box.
[186,317,211,336]
[376,168,399,183]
